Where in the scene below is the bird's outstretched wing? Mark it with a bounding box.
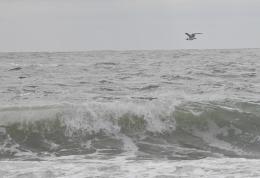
[193,33,203,35]
[185,33,192,38]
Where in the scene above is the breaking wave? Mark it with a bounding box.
[1,100,260,160]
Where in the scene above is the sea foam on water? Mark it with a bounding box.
[1,49,260,177]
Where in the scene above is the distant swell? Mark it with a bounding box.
[1,101,260,159]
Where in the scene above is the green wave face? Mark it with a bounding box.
[1,101,260,159]
[174,102,260,156]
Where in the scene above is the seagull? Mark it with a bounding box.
[185,33,203,40]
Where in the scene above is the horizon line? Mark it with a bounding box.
[0,47,259,53]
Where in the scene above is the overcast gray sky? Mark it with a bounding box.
[0,0,259,52]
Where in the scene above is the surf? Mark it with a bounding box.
[1,100,260,160]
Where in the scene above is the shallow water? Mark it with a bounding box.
[1,156,260,178]
[1,49,260,177]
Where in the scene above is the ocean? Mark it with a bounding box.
[0,49,260,177]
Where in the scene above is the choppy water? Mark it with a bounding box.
[1,49,260,177]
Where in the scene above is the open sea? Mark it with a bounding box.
[1,49,260,177]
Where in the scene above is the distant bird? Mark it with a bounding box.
[185,33,203,40]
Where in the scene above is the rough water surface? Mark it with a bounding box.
[0,49,260,177]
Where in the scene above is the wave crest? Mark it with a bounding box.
[1,101,260,159]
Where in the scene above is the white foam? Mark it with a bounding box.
[1,156,260,178]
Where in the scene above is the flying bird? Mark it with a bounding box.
[185,33,203,40]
